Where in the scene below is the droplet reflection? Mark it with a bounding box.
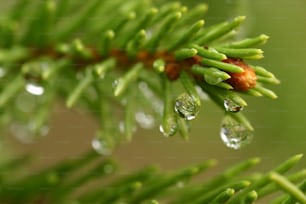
[224,97,243,112]
[135,111,155,129]
[15,92,37,113]
[159,123,177,137]
[25,82,44,95]
[10,122,49,144]
[92,137,112,156]
[220,115,254,149]
[0,67,6,78]
[174,93,200,120]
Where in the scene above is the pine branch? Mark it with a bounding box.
[0,1,295,202]
[0,152,304,203]
[0,0,279,151]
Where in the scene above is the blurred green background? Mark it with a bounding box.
[5,0,306,172]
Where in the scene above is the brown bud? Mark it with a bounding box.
[165,63,181,80]
[224,58,257,91]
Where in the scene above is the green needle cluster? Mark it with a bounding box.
[0,0,279,152]
[0,152,304,203]
[0,0,303,203]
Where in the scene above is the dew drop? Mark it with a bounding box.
[118,121,137,134]
[220,115,254,149]
[29,122,49,137]
[25,81,44,95]
[159,123,177,137]
[224,97,243,112]
[10,121,49,144]
[92,137,112,156]
[174,93,200,120]
[119,121,125,133]
[10,122,34,143]
[22,62,48,96]
[146,28,153,39]
[15,92,37,113]
[0,67,6,78]
[135,111,155,129]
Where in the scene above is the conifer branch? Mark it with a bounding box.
[0,1,303,203]
[0,152,303,203]
[0,0,280,151]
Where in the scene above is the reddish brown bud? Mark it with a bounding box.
[224,58,257,91]
[165,63,181,80]
[185,55,202,65]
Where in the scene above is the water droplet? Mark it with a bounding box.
[15,92,36,113]
[159,123,177,137]
[220,115,254,149]
[29,122,49,137]
[25,81,44,95]
[119,121,125,133]
[224,98,243,112]
[12,124,25,141]
[22,61,48,95]
[0,67,6,78]
[135,111,155,129]
[174,93,200,120]
[92,137,112,156]
[118,121,137,134]
[146,28,153,39]
[10,122,49,144]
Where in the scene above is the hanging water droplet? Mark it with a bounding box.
[10,121,49,144]
[25,81,44,95]
[159,122,177,137]
[135,111,155,129]
[220,115,254,149]
[10,122,33,143]
[29,121,49,137]
[22,61,48,96]
[224,97,243,112]
[0,67,6,78]
[174,93,200,120]
[146,28,153,39]
[118,121,137,134]
[92,137,112,156]
[15,92,37,113]
[119,121,125,133]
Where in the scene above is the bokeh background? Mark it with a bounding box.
[3,0,306,173]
